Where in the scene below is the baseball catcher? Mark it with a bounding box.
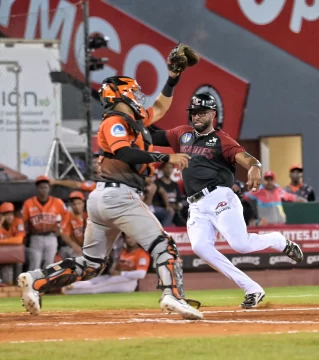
[18,43,203,320]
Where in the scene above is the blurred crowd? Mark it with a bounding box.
[0,160,315,286]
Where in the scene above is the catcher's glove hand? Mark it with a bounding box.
[167,43,200,74]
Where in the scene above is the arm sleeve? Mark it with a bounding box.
[165,127,181,153]
[150,130,171,146]
[115,147,169,164]
[15,219,26,237]
[100,116,131,153]
[220,132,246,163]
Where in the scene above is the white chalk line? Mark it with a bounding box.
[134,307,319,316]
[9,318,319,326]
[5,330,319,344]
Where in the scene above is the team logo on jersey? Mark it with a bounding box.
[206,137,218,146]
[181,133,192,143]
[111,124,127,137]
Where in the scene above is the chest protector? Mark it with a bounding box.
[102,110,154,176]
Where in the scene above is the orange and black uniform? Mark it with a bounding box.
[98,108,164,191]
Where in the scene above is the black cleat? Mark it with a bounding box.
[283,239,304,263]
[241,291,265,309]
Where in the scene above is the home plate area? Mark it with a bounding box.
[1,305,319,343]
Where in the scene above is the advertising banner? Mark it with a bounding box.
[0,41,61,178]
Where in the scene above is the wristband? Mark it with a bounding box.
[251,163,262,169]
[161,75,180,97]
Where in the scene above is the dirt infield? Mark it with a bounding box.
[1,304,319,343]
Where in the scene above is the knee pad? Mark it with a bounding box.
[33,256,107,293]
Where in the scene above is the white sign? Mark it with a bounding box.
[0,41,61,179]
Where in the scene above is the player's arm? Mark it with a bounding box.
[149,73,180,125]
[103,118,189,170]
[235,152,262,192]
[22,201,30,235]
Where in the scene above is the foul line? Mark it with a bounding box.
[10,318,319,326]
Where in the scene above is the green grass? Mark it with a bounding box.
[2,286,319,313]
[1,286,319,360]
[1,333,319,360]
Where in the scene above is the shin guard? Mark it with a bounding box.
[33,257,106,293]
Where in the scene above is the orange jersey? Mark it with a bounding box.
[0,217,25,245]
[63,211,87,246]
[98,107,155,190]
[23,196,68,234]
[116,247,151,272]
[80,181,96,192]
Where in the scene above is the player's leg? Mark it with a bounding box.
[187,207,264,296]
[18,191,120,315]
[64,275,137,294]
[42,234,58,267]
[27,235,43,271]
[109,186,203,320]
[204,187,302,261]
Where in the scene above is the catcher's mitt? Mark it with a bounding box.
[167,43,200,74]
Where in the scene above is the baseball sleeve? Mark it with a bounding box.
[100,116,131,153]
[220,131,246,163]
[166,126,191,153]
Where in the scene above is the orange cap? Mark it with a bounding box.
[69,191,85,201]
[289,164,303,172]
[264,171,275,179]
[35,175,50,184]
[0,202,14,213]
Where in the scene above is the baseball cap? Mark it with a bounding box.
[35,175,50,185]
[0,202,14,213]
[264,171,275,179]
[289,164,303,172]
[69,191,85,201]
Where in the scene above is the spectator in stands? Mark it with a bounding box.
[63,234,150,294]
[155,162,186,226]
[23,176,68,271]
[0,202,25,285]
[50,153,101,192]
[244,171,306,224]
[284,164,315,201]
[232,181,267,226]
[60,191,87,258]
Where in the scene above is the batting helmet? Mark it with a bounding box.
[187,93,217,122]
[98,76,146,120]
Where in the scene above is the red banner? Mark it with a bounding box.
[206,0,319,70]
[166,224,319,255]
[0,0,248,138]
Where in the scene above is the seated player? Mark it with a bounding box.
[0,202,25,285]
[63,234,150,294]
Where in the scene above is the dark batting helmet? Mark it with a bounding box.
[187,93,218,122]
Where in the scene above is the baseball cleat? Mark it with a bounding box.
[18,272,41,315]
[283,239,304,263]
[241,291,265,309]
[160,294,203,320]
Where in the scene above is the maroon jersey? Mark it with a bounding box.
[166,125,245,196]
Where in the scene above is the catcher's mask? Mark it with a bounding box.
[99,76,146,119]
[187,92,217,123]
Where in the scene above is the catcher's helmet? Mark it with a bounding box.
[99,76,146,119]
